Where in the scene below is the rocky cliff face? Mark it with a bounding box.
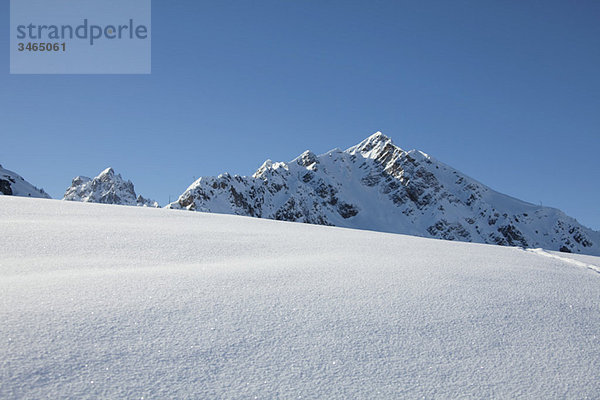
[0,164,51,199]
[168,132,600,256]
[64,167,159,207]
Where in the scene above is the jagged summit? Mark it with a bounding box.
[0,164,51,199]
[360,131,392,144]
[348,131,396,152]
[167,132,599,256]
[293,150,319,168]
[253,160,274,178]
[98,167,115,178]
[346,132,406,164]
[253,159,288,179]
[64,167,159,208]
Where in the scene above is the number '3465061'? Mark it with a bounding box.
[18,43,66,51]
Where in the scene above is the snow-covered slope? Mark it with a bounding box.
[169,132,600,256]
[1,197,599,398]
[64,167,159,207]
[0,164,51,199]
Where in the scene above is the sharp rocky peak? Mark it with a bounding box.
[100,167,114,175]
[294,150,319,168]
[64,167,159,208]
[347,131,406,161]
[98,167,116,179]
[253,159,289,179]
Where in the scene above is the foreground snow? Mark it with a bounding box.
[1,197,599,399]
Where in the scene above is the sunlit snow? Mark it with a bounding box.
[1,197,599,398]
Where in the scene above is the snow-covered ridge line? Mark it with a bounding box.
[169,131,600,256]
[0,164,50,199]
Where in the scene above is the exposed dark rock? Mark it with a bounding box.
[0,179,13,195]
[497,225,528,247]
[338,203,359,219]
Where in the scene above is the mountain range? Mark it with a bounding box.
[2,132,598,255]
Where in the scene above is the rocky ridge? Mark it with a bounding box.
[168,132,600,256]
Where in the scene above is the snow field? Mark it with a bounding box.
[1,197,599,398]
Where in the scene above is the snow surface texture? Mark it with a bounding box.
[525,248,600,274]
[2,196,600,399]
[63,167,159,207]
[0,164,50,199]
[169,132,600,256]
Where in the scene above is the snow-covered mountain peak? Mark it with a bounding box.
[97,167,116,179]
[293,150,319,168]
[347,131,401,158]
[362,130,392,146]
[64,168,159,207]
[253,160,274,178]
[253,160,289,179]
[168,132,600,256]
[347,132,410,170]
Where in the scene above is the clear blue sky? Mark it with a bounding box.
[1,0,599,229]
